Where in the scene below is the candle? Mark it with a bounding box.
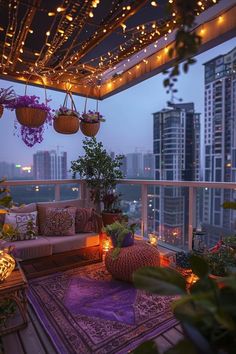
[149,233,158,246]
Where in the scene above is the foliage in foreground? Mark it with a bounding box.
[133,255,236,354]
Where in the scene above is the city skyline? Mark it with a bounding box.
[0,38,235,167]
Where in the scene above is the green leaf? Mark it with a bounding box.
[165,339,199,354]
[133,266,186,295]
[163,78,170,87]
[132,340,159,354]
[189,255,209,278]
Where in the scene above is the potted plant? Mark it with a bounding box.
[80,110,105,137]
[0,87,15,119]
[104,221,136,259]
[53,92,80,134]
[71,137,124,219]
[133,255,236,354]
[101,192,124,226]
[6,95,53,147]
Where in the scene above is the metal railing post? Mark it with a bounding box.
[141,184,148,238]
[188,186,196,251]
[54,184,61,201]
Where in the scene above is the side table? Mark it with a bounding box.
[0,264,28,335]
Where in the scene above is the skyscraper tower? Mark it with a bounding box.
[153,103,200,248]
[33,150,67,180]
[203,47,236,245]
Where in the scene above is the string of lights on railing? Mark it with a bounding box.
[0,0,220,92]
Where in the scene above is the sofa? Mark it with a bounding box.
[3,199,103,261]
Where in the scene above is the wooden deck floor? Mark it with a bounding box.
[1,304,183,354]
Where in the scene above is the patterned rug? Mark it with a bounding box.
[28,262,177,354]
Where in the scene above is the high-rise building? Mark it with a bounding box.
[203,47,236,246]
[126,153,143,178]
[33,150,67,180]
[153,103,200,248]
[143,153,155,179]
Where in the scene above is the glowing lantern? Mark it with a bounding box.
[0,251,15,282]
[102,238,111,253]
[149,233,158,246]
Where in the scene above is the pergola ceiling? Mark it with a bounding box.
[0,0,235,99]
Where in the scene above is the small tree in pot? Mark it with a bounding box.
[71,137,124,221]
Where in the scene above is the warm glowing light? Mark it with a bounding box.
[66,15,73,21]
[218,16,223,23]
[58,29,64,34]
[200,28,205,34]
[89,11,94,18]
[46,31,50,36]
[29,29,33,34]
[34,52,40,56]
[48,12,55,16]
[149,233,158,246]
[151,1,158,7]
[102,238,111,252]
[57,7,66,12]
[0,251,15,282]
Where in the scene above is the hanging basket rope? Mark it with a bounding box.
[53,91,80,134]
[15,75,48,128]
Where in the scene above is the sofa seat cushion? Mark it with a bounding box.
[43,233,100,254]
[5,237,52,261]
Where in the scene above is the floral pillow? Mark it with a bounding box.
[75,208,94,233]
[4,211,38,241]
[43,207,76,236]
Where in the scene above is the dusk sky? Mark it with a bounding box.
[0,38,235,167]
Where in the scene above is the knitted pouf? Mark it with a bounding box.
[105,241,160,282]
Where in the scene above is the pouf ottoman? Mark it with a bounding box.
[105,241,160,282]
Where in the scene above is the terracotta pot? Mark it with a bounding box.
[0,104,3,118]
[16,107,47,127]
[80,121,100,137]
[53,115,80,134]
[102,212,123,226]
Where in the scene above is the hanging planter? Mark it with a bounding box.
[5,76,53,147]
[0,87,15,119]
[53,92,80,134]
[80,97,105,137]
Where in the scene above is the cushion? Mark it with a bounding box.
[43,207,76,236]
[37,199,84,235]
[75,208,94,233]
[4,211,38,241]
[11,203,37,213]
[4,237,52,260]
[43,233,100,254]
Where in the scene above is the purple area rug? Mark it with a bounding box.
[28,263,177,354]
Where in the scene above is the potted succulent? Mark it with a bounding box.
[53,92,80,134]
[80,110,105,137]
[71,137,124,218]
[104,221,136,259]
[6,95,53,147]
[0,87,15,119]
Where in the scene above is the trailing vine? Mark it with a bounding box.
[164,0,220,103]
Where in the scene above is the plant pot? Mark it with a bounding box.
[80,121,100,137]
[0,104,3,118]
[102,212,123,226]
[16,107,47,127]
[53,115,80,134]
[111,232,134,248]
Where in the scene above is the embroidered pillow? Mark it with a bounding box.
[75,208,94,233]
[4,211,38,241]
[44,207,76,236]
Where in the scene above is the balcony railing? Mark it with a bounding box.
[2,179,236,251]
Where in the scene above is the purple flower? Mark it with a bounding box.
[80,110,105,123]
[6,95,53,147]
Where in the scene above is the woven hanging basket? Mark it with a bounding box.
[15,75,48,128]
[53,92,80,134]
[53,115,80,134]
[0,104,3,118]
[80,121,100,137]
[16,107,47,128]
